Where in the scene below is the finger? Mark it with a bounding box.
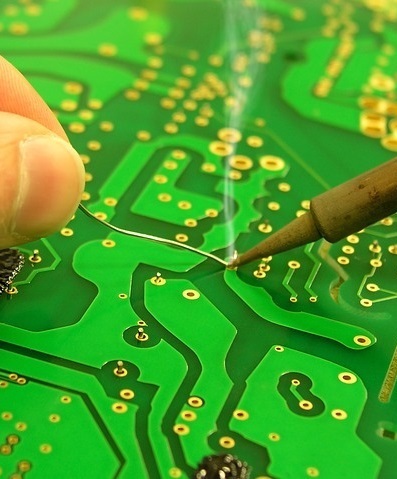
[0,56,85,248]
[0,56,67,140]
[0,112,85,249]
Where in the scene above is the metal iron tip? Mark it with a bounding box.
[226,250,239,269]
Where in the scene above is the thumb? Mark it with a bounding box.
[0,112,85,248]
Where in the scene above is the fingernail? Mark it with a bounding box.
[14,135,85,239]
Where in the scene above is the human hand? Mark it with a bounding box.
[0,56,85,249]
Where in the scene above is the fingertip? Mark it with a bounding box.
[13,135,85,241]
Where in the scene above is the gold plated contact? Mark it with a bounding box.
[260,155,285,171]
[112,403,128,414]
[353,335,371,346]
[338,372,357,384]
[219,436,235,448]
[331,409,348,420]
[181,411,197,421]
[299,400,313,410]
[182,289,200,300]
[173,424,190,436]
[113,361,128,377]
[233,409,249,420]
[187,396,204,408]
[120,389,135,400]
[228,155,253,170]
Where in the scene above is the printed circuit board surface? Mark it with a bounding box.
[1,1,397,478]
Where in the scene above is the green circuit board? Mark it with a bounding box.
[1,0,397,477]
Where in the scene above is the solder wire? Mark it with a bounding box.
[78,204,228,267]
[77,4,259,269]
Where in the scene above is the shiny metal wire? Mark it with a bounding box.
[78,204,228,266]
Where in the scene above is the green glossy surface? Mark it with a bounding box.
[1,1,397,478]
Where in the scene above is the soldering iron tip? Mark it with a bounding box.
[226,250,240,269]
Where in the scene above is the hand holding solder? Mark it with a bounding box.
[0,56,85,250]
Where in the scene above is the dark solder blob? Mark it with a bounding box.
[193,454,250,479]
[0,249,24,294]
